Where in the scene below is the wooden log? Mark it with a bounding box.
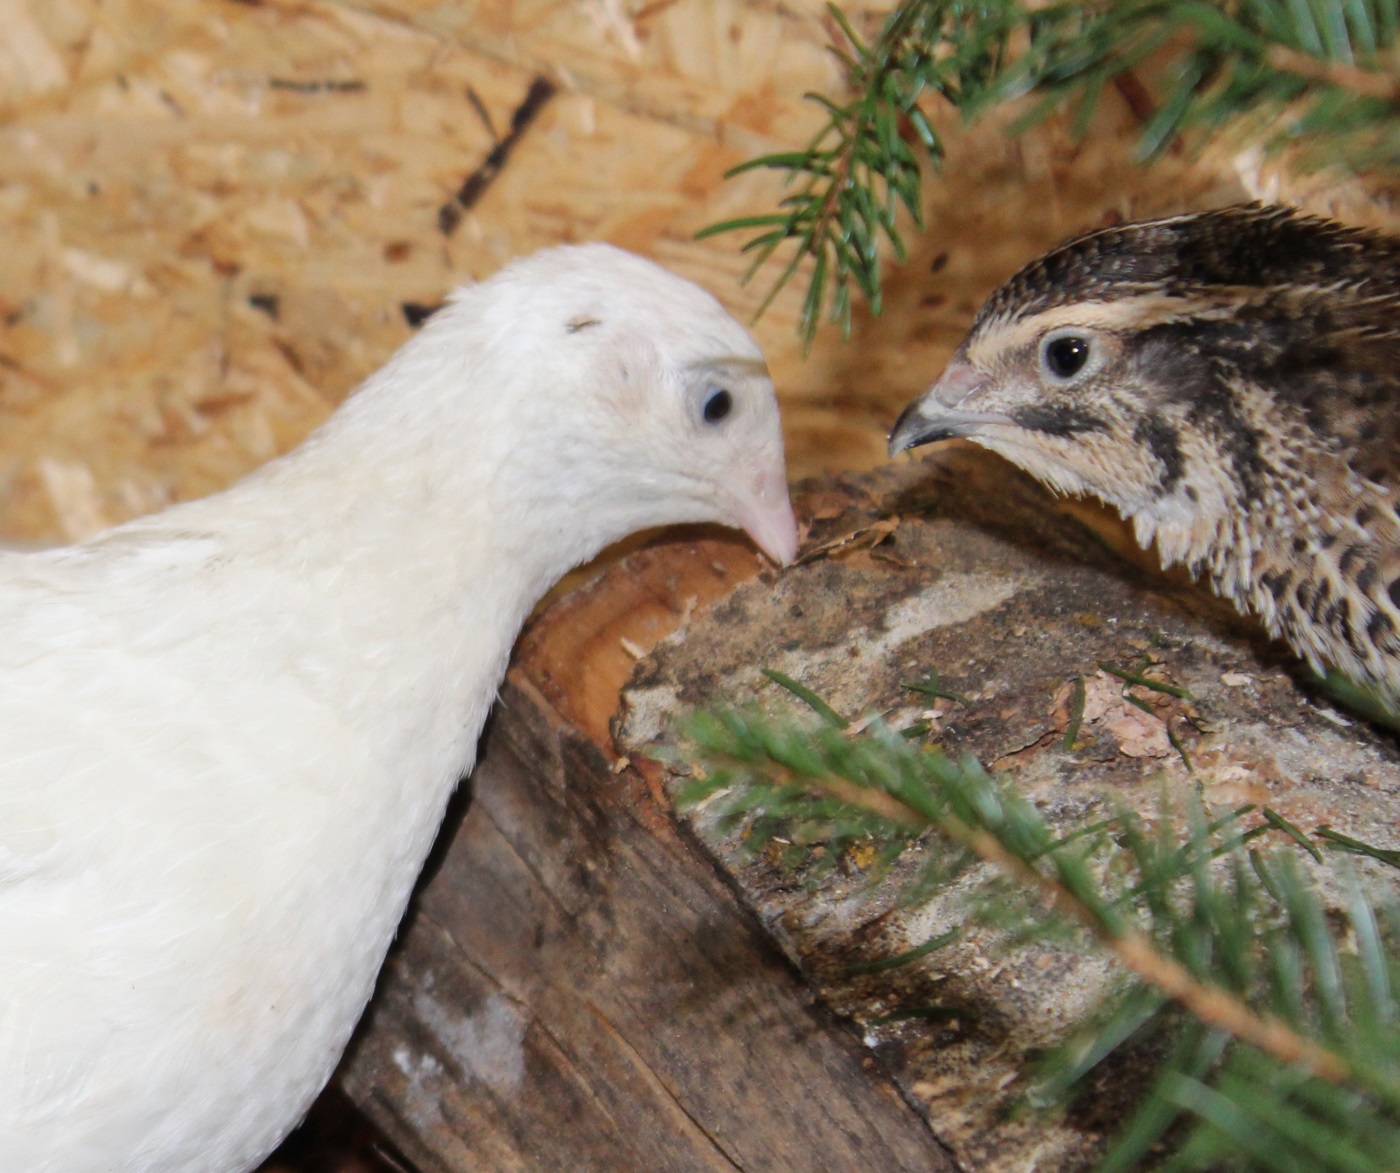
[341,449,1400,1171]
[617,450,1400,1172]
[338,534,955,1173]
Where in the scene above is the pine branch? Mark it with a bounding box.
[702,0,1400,347]
[1267,43,1400,100]
[678,701,1400,1170]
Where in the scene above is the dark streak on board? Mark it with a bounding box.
[269,79,368,93]
[438,77,559,235]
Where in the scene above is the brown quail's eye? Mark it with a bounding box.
[703,388,733,424]
[1044,335,1091,379]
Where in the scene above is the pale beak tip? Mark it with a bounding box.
[750,504,799,566]
[727,471,800,567]
[730,493,799,566]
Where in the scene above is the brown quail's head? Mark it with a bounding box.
[890,203,1400,703]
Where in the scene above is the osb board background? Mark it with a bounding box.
[0,0,1312,547]
[1,5,1396,1171]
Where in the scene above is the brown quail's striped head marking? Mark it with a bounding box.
[890,203,1400,702]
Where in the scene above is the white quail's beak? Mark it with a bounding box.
[725,465,799,565]
[889,361,1015,455]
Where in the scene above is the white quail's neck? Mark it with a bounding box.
[88,309,650,813]
[158,314,625,631]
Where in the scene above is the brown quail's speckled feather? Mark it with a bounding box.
[890,203,1400,703]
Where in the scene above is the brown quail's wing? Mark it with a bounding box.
[1243,281,1400,694]
[1304,300,1400,496]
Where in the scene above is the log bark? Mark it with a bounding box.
[338,533,955,1173]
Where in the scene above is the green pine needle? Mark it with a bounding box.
[760,668,848,725]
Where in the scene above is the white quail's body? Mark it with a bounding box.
[0,244,796,1172]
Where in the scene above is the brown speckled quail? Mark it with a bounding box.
[889,203,1400,703]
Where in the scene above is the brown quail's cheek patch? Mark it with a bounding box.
[1132,414,1184,494]
[1009,404,1107,436]
[1135,325,1258,476]
[1216,418,1266,500]
[1140,326,1267,499]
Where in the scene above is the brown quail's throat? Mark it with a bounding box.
[891,203,1400,706]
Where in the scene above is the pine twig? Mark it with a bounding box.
[679,699,1400,1168]
[772,753,1349,1083]
[1266,43,1400,102]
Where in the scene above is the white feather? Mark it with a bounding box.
[0,244,795,1172]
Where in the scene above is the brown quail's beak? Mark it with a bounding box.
[888,362,1013,455]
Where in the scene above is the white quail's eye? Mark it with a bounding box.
[702,387,733,424]
[1041,331,1093,380]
